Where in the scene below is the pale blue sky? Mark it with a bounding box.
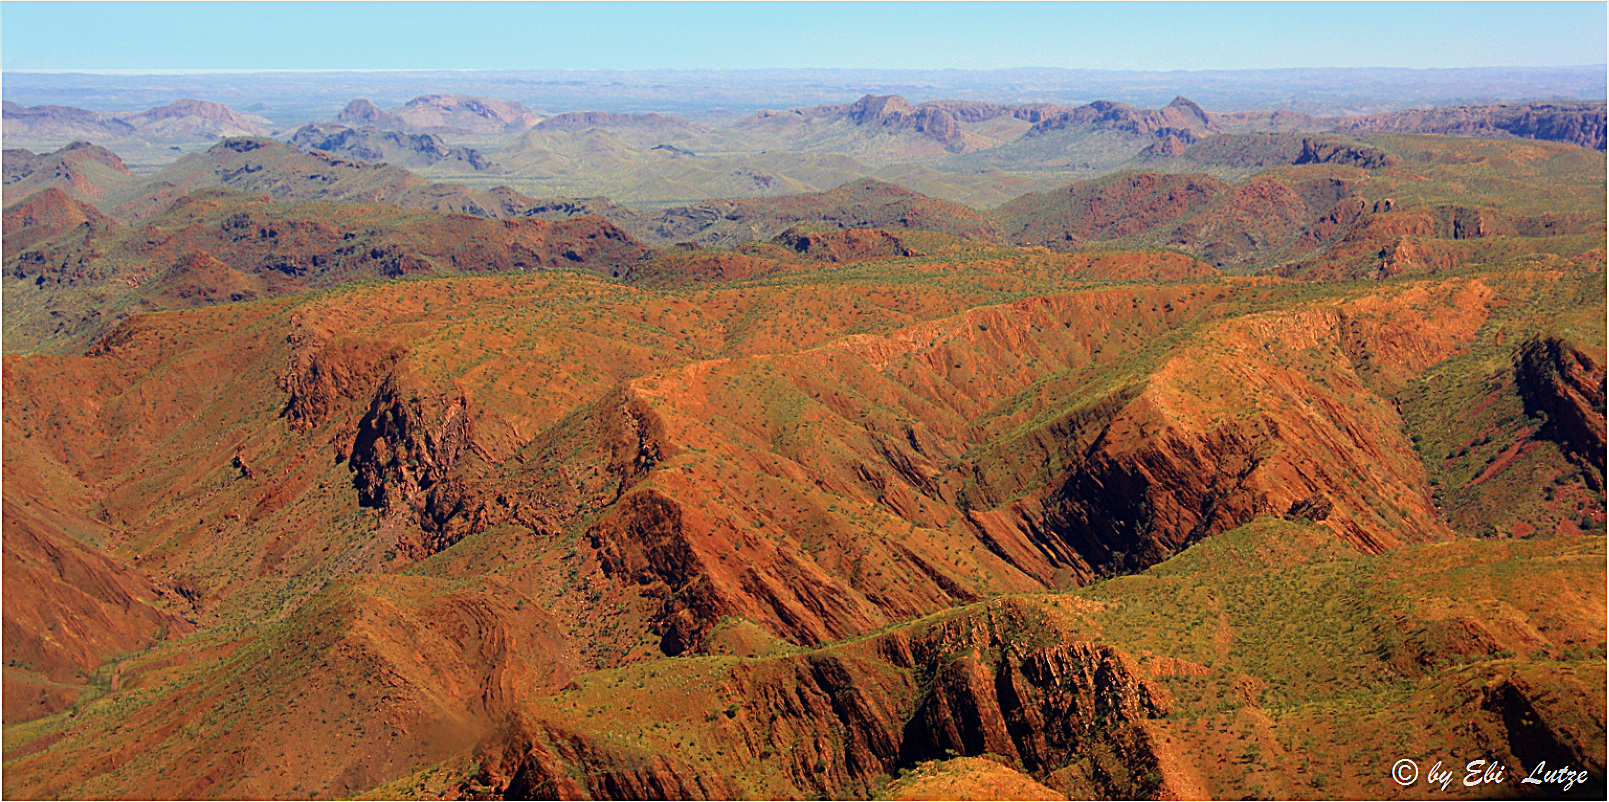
[3,1,1605,71]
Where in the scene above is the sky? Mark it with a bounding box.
[2,1,1605,72]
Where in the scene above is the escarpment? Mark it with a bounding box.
[468,598,1172,800]
[492,721,744,801]
[484,280,1486,656]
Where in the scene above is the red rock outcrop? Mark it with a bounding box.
[1516,336,1608,488]
[1293,136,1397,168]
[774,226,914,263]
[492,721,743,800]
[470,597,1171,800]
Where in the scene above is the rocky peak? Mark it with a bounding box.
[839,95,963,148]
[846,94,915,123]
[337,98,404,129]
[58,141,133,174]
[117,99,269,139]
[1295,136,1398,168]
[396,94,542,133]
[3,186,111,235]
[1164,96,1211,126]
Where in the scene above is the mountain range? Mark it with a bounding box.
[8,92,1604,209]
[2,82,1605,801]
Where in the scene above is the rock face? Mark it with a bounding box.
[898,639,1167,796]
[1516,336,1608,489]
[344,376,485,554]
[841,94,966,151]
[1137,134,1191,158]
[494,721,744,800]
[471,598,1171,800]
[1471,673,1608,799]
[288,123,498,171]
[1294,136,1397,168]
[774,226,913,263]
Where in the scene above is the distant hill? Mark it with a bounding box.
[993,133,1605,273]
[1330,101,1608,150]
[727,93,1056,161]
[331,94,544,135]
[335,98,408,129]
[8,187,649,290]
[1024,96,1220,142]
[2,101,141,143]
[1207,108,1330,134]
[628,177,1001,247]
[2,186,653,352]
[488,128,884,201]
[2,186,120,254]
[535,111,704,138]
[1,141,137,205]
[937,96,1228,173]
[1135,133,1397,171]
[994,172,1231,250]
[114,98,273,141]
[288,123,499,172]
[93,138,541,220]
[390,94,543,134]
